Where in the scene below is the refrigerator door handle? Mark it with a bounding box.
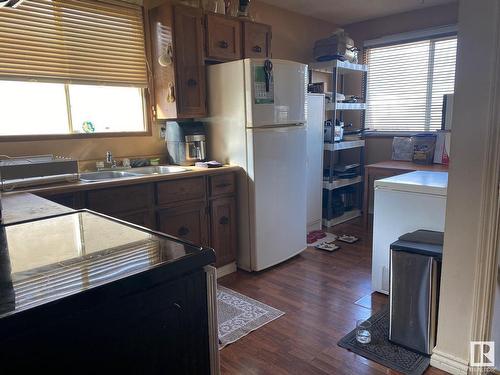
[248,124,306,132]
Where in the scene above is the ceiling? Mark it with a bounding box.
[258,0,457,25]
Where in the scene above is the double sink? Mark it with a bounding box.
[79,166,188,182]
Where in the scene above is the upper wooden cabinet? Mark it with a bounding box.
[205,13,241,61]
[242,21,271,59]
[173,5,207,118]
[150,3,206,120]
[149,2,271,120]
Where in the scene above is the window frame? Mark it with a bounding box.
[0,3,154,142]
[0,85,153,142]
[363,28,458,136]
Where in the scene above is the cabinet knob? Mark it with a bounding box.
[219,216,229,225]
[218,40,229,49]
[187,78,197,87]
[252,45,262,53]
[178,226,190,236]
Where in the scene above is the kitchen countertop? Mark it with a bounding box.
[0,193,215,320]
[4,165,241,196]
[2,193,73,225]
[365,160,449,171]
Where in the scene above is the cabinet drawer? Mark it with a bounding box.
[205,13,241,61]
[87,184,152,214]
[209,173,235,197]
[157,177,205,206]
[242,21,271,58]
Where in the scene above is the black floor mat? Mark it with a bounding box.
[338,308,430,375]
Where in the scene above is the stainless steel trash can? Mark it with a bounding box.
[389,230,443,355]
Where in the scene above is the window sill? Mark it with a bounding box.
[0,131,152,142]
[364,130,438,138]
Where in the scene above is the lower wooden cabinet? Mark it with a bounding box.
[113,209,155,230]
[36,191,85,209]
[210,197,237,267]
[157,202,209,246]
[87,184,153,215]
[38,172,237,268]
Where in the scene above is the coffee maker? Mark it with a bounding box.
[165,121,207,166]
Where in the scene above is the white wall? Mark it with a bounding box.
[430,0,500,373]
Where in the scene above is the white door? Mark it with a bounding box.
[246,125,307,271]
[245,59,307,127]
[306,94,325,232]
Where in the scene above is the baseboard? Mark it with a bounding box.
[307,220,322,233]
[217,262,237,278]
[430,349,469,375]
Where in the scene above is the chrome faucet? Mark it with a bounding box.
[105,151,117,169]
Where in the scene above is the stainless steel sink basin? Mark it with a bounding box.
[130,166,188,175]
[79,166,188,182]
[80,171,140,182]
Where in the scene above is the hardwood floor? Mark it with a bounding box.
[218,218,449,375]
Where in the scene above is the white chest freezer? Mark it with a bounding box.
[371,171,448,294]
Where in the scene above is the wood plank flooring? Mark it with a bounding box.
[218,218,449,375]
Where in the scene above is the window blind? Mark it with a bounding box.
[365,36,457,132]
[0,0,148,86]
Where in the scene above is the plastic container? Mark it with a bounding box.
[412,134,436,164]
[392,136,414,161]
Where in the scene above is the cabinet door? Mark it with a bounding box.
[242,21,271,58]
[158,202,208,246]
[205,14,241,61]
[87,184,153,215]
[113,209,155,230]
[150,2,178,119]
[210,197,236,267]
[173,5,207,118]
[38,192,85,209]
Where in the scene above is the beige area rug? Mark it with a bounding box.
[217,286,284,349]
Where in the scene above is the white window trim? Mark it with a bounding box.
[364,28,457,135]
[363,24,458,49]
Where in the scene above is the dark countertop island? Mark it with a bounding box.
[0,193,217,374]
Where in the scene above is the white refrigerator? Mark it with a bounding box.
[206,58,307,271]
[372,171,448,294]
